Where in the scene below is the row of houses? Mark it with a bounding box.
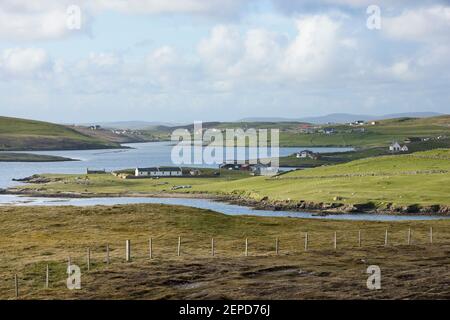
[389,142,409,153]
[135,167,183,177]
[219,162,279,176]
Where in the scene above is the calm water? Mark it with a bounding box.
[0,142,352,188]
[0,195,447,221]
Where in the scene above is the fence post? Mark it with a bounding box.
[334,232,337,250]
[358,230,361,247]
[304,232,308,252]
[106,244,110,264]
[211,238,215,257]
[407,228,411,245]
[14,274,18,298]
[177,237,181,257]
[245,238,248,257]
[126,240,131,262]
[149,238,153,259]
[87,247,91,271]
[430,227,433,244]
[385,229,388,247]
[275,237,279,255]
[45,264,49,289]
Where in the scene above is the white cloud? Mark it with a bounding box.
[198,25,243,74]
[281,15,341,80]
[199,15,349,83]
[89,0,248,16]
[383,6,450,42]
[0,0,249,40]
[0,48,49,76]
[0,0,88,40]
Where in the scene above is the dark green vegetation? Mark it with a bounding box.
[0,116,122,151]
[0,204,448,299]
[0,153,75,162]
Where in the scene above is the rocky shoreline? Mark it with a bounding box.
[1,186,449,216]
[220,195,450,216]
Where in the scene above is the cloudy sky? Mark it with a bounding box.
[0,0,449,123]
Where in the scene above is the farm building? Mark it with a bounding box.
[135,167,183,177]
[251,165,280,176]
[389,142,409,153]
[296,150,319,160]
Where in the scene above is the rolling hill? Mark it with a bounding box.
[0,116,122,151]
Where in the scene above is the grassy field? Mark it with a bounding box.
[0,204,448,299]
[11,149,450,213]
[144,115,450,148]
[0,153,75,162]
[279,138,450,167]
[0,116,122,151]
[195,149,450,210]
[277,116,450,147]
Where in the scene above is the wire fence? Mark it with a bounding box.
[3,226,448,299]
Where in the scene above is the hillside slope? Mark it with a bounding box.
[142,115,450,147]
[192,149,450,212]
[0,116,122,151]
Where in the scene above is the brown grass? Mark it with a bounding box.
[0,204,449,300]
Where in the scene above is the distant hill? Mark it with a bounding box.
[239,112,444,124]
[0,116,122,151]
[77,121,184,130]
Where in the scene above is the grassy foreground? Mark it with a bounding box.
[10,149,450,213]
[0,204,449,299]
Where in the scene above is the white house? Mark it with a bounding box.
[135,167,183,177]
[389,142,401,152]
[389,142,408,153]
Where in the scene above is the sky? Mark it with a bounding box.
[0,0,449,123]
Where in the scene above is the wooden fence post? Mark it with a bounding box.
[334,232,337,250]
[14,274,18,298]
[87,247,91,271]
[126,240,131,262]
[275,237,279,255]
[245,238,248,257]
[358,230,361,247]
[211,238,215,257]
[430,227,433,244]
[149,238,153,259]
[304,232,308,252]
[407,228,411,245]
[106,244,110,264]
[385,229,388,247]
[177,237,181,257]
[45,264,49,289]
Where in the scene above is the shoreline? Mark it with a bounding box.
[1,188,449,217]
[0,153,79,163]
